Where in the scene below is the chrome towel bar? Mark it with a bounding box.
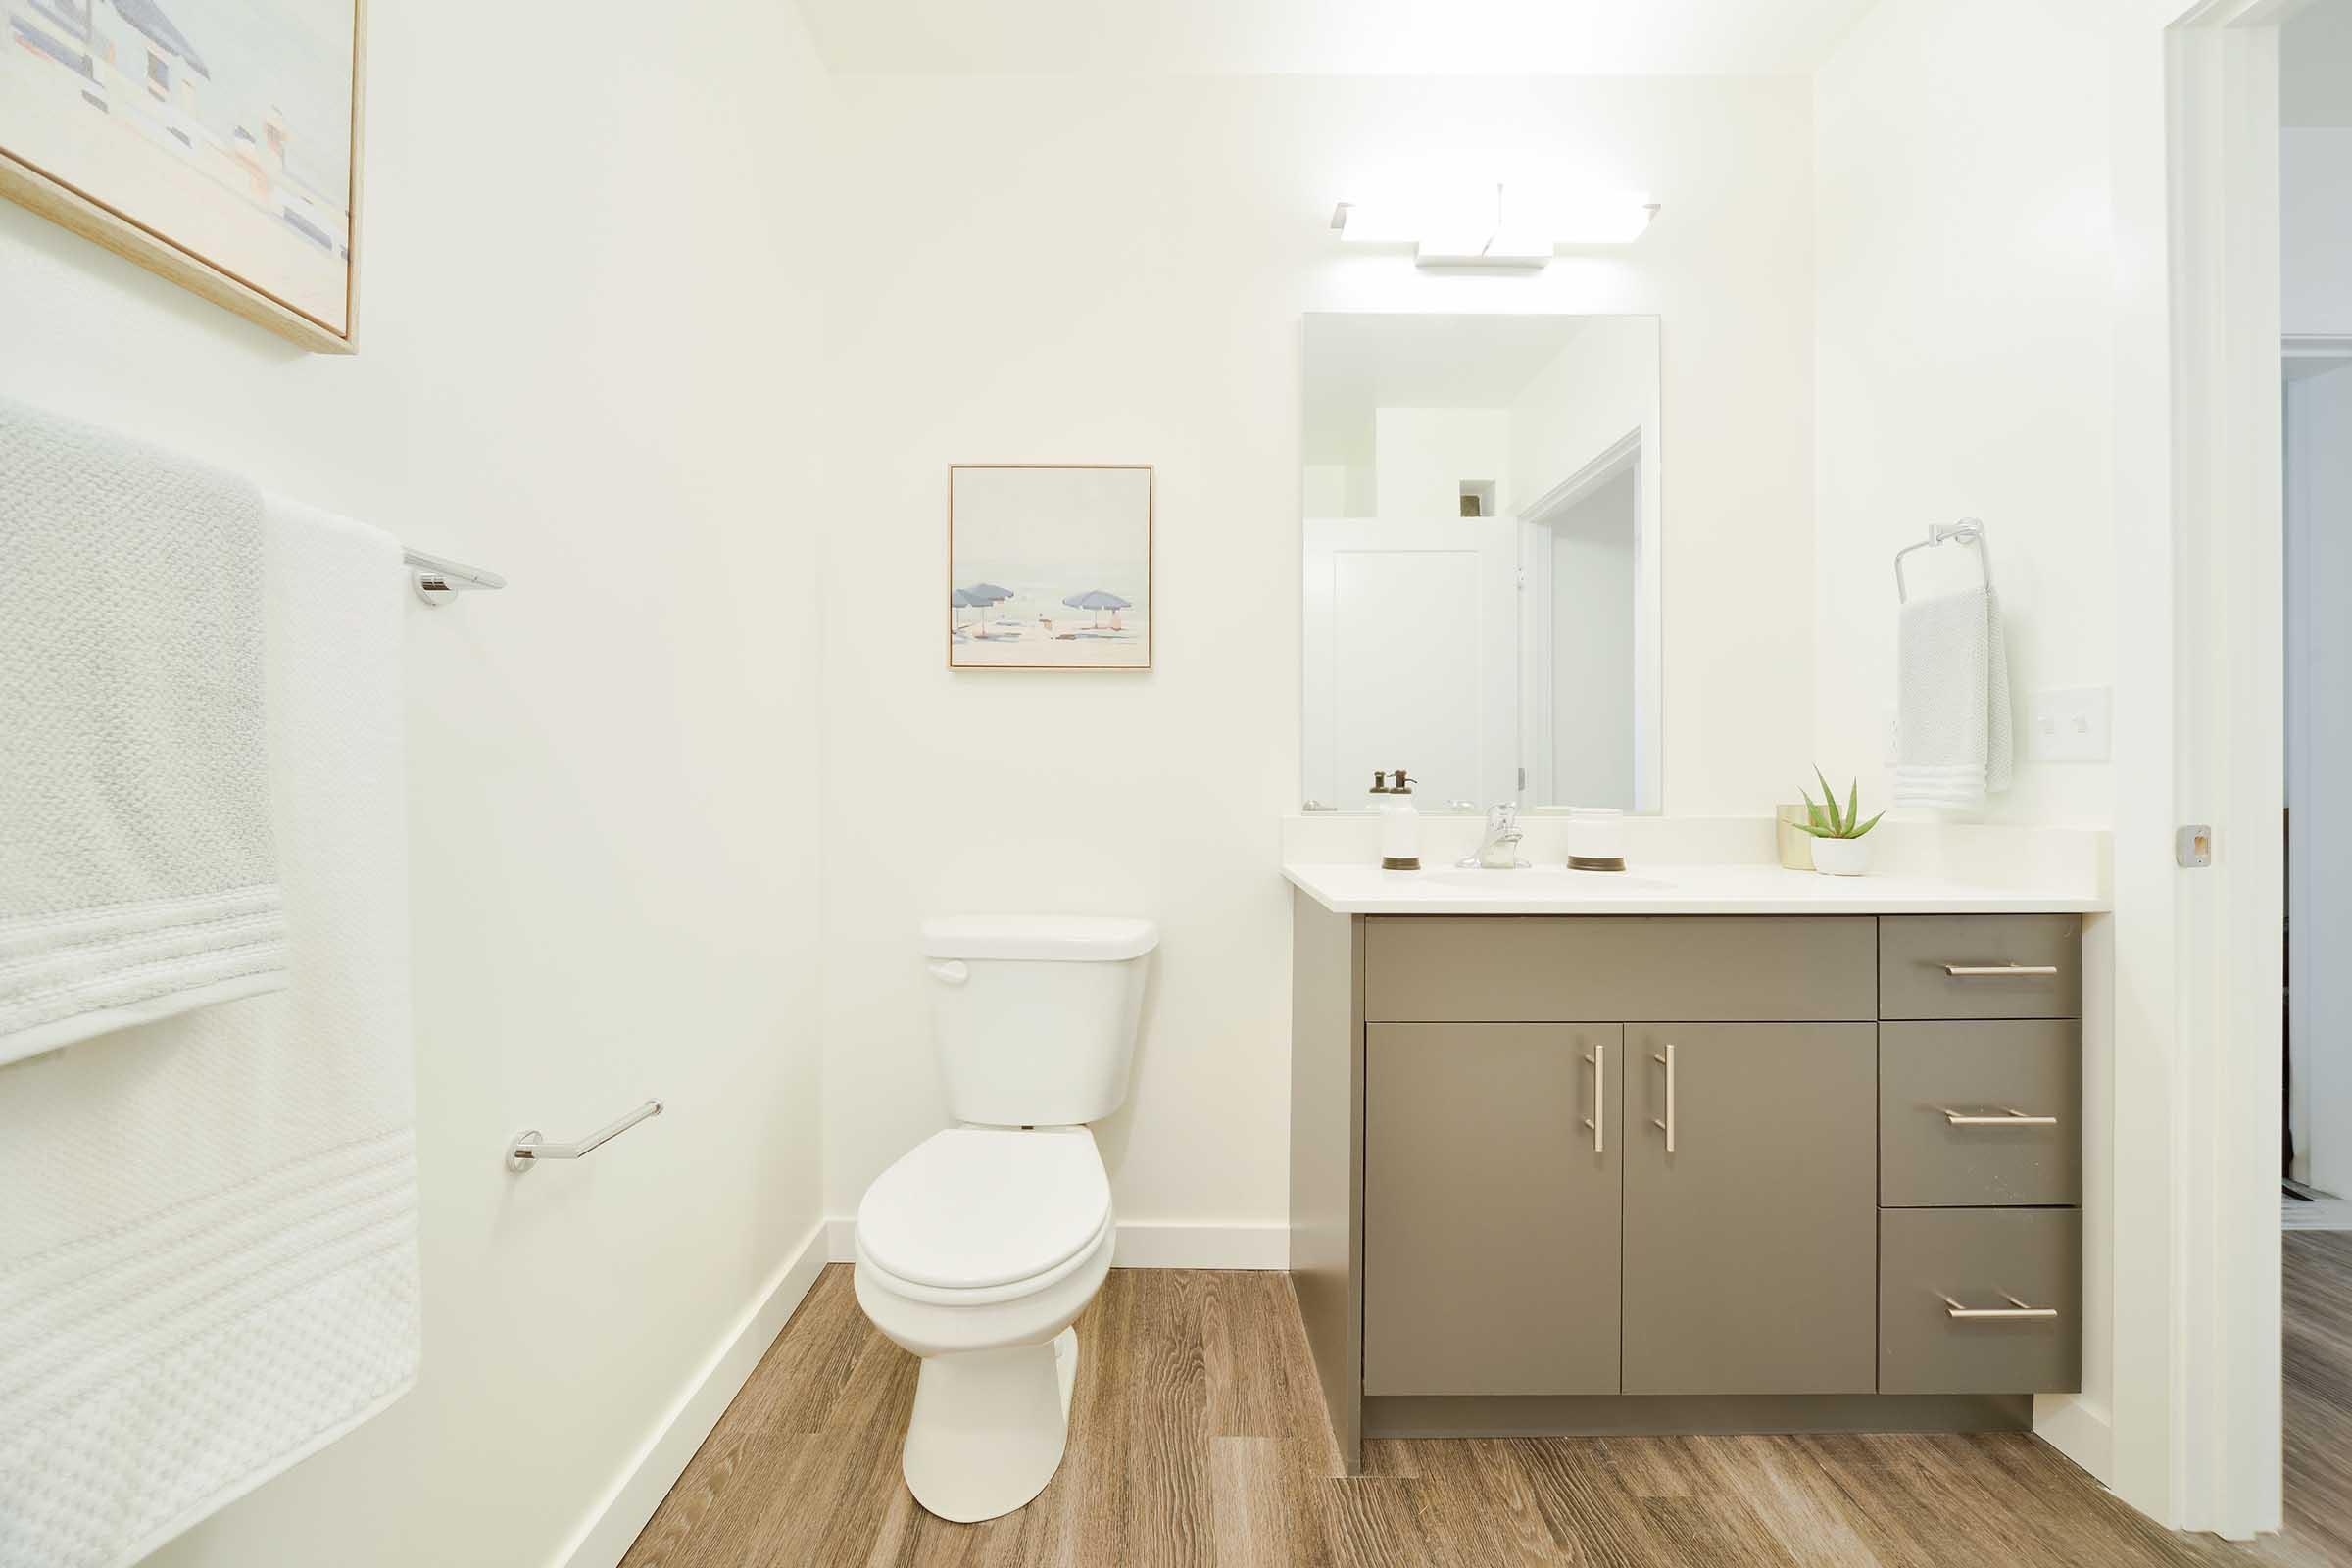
[406,547,507,606]
[507,1100,662,1173]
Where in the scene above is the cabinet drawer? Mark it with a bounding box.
[1880,1208,2082,1395]
[1878,915,2082,1019]
[1363,916,1876,1023]
[1880,1022,2082,1206]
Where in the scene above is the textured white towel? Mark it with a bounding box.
[0,400,289,1064]
[0,495,416,1568]
[1894,584,2014,810]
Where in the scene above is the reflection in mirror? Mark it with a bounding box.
[1301,313,1661,815]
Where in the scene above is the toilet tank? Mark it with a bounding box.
[919,916,1157,1127]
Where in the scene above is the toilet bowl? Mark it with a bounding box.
[853,915,1154,1523]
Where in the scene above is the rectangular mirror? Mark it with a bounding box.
[1301,313,1662,814]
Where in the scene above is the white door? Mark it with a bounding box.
[2286,360,2352,1193]
[1302,516,1518,811]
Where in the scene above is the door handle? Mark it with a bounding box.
[1582,1040,1605,1153]
[1941,963,2060,977]
[1941,1107,2060,1126]
[1650,1042,1675,1152]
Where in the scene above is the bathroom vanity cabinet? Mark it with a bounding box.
[1290,896,2085,1470]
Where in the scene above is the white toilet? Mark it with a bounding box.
[853,914,1156,1523]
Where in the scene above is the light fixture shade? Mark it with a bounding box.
[1331,183,1656,265]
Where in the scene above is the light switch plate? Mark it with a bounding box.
[2025,686,2112,762]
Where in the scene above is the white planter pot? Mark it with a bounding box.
[1810,836,1874,877]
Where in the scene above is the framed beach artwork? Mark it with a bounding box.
[949,464,1153,670]
[0,0,366,352]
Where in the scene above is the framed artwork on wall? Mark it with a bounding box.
[0,0,367,353]
[949,464,1153,670]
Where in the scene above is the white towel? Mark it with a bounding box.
[0,399,289,1064]
[0,496,416,1568]
[1893,584,2014,810]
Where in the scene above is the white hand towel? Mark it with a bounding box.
[1893,584,2014,810]
[0,399,288,1063]
[0,496,416,1568]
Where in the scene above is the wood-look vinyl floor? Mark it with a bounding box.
[622,1248,2352,1568]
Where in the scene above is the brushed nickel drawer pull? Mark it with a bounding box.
[1940,1292,2059,1320]
[1941,1107,2061,1127]
[1582,1041,1606,1153]
[1650,1042,1676,1152]
[1942,963,2061,977]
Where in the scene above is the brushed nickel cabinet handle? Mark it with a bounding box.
[1941,1293,2060,1320]
[1650,1042,1675,1152]
[1941,1107,2061,1126]
[1942,963,2061,977]
[1582,1040,1605,1153]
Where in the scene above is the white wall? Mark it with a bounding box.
[1301,461,1370,516]
[0,2,834,1563]
[2284,129,2352,336]
[817,73,1818,1239]
[1812,0,2123,1494]
[1506,313,1661,515]
[1373,406,1508,517]
[1813,0,2117,829]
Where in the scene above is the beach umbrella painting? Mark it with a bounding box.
[963,582,1014,636]
[949,586,976,637]
[1060,589,1131,629]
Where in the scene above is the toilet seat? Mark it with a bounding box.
[857,1128,1111,1292]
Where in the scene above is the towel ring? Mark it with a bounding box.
[1893,518,1993,604]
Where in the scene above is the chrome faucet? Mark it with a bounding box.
[1458,803,1529,870]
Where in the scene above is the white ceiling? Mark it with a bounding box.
[2284,0,2352,128]
[796,0,1883,77]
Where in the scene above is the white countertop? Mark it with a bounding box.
[1283,860,2110,916]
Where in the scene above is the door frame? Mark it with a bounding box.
[1518,427,1645,809]
[1516,426,1661,813]
[2283,339,2352,1194]
[2106,0,2296,1539]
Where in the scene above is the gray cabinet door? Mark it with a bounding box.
[1622,1023,1878,1395]
[1364,1023,1623,1396]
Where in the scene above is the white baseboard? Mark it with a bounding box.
[2033,1393,2115,1485]
[824,1216,1289,1271]
[1110,1221,1288,1269]
[555,1220,829,1568]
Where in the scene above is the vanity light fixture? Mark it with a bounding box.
[1330,181,1658,269]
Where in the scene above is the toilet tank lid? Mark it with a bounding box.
[920,915,1158,962]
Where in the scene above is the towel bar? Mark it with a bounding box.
[507,1100,662,1172]
[406,547,506,606]
[1892,518,1993,604]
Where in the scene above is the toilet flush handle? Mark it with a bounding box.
[926,960,970,986]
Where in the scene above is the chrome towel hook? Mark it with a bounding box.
[507,1099,662,1173]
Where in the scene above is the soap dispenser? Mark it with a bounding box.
[1378,767,1421,871]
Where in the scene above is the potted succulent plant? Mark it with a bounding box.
[1794,769,1884,876]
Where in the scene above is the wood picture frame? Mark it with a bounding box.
[948,463,1153,671]
[0,0,368,354]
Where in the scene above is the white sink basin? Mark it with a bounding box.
[1421,867,1676,893]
